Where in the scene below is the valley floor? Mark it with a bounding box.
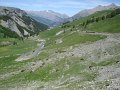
[0,30,120,90]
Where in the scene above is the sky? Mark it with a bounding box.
[0,0,120,16]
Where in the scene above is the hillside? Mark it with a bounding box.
[71,3,119,20]
[65,8,120,33]
[27,15,55,27]
[0,9,120,90]
[0,6,120,90]
[87,14,120,33]
[0,6,48,38]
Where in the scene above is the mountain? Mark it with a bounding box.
[0,6,48,38]
[27,10,69,27]
[71,3,119,20]
[1,4,120,90]
[27,14,55,27]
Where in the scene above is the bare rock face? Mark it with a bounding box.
[0,6,26,17]
[0,19,22,36]
[0,6,48,37]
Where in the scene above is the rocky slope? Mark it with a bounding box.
[0,6,48,37]
[71,3,119,20]
[27,10,69,27]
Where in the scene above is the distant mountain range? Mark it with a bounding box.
[27,10,69,27]
[27,3,119,26]
[0,3,119,38]
[0,6,48,38]
[71,3,119,20]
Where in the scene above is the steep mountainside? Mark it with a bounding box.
[27,10,69,27]
[71,3,119,20]
[0,6,48,38]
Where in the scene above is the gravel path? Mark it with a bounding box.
[15,41,45,62]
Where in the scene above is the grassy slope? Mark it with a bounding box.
[1,9,120,89]
[0,38,37,57]
[39,27,62,38]
[65,9,120,33]
[66,10,113,27]
[39,26,106,50]
[0,38,38,73]
[45,32,105,49]
[87,15,120,33]
[0,21,106,88]
[22,23,107,83]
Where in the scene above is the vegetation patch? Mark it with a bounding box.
[0,38,37,57]
[45,32,106,49]
[87,15,120,33]
[0,25,20,38]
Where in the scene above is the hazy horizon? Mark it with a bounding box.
[0,0,120,16]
